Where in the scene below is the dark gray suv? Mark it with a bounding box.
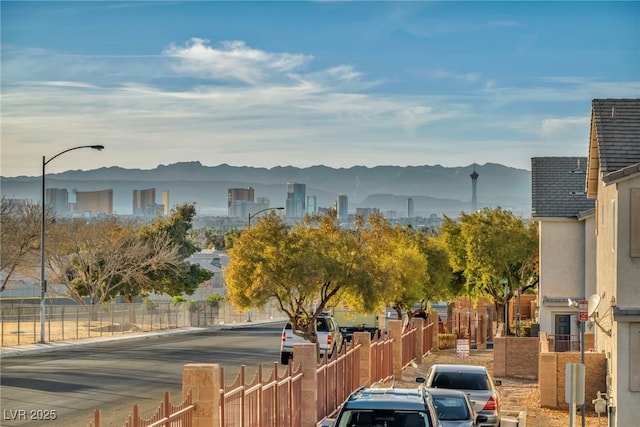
[327,386,442,427]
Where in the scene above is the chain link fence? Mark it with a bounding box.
[1,300,285,346]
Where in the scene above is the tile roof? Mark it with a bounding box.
[587,99,640,196]
[531,156,595,218]
[591,99,640,173]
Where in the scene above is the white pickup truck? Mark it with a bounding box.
[280,314,344,365]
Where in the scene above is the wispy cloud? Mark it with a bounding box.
[163,38,313,85]
[540,116,590,138]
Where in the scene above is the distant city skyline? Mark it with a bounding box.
[2,1,638,177]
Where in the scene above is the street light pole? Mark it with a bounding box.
[40,145,104,343]
[247,207,284,229]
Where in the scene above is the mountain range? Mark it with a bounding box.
[1,162,532,217]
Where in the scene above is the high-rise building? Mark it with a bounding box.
[75,189,113,217]
[407,197,414,218]
[228,187,255,217]
[286,183,305,218]
[356,207,379,221]
[337,195,348,220]
[306,196,317,215]
[470,165,479,212]
[133,188,156,216]
[162,191,170,215]
[46,188,69,216]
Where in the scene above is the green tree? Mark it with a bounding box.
[223,228,243,249]
[440,207,538,334]
[413,231,455,304]
[226,211,379,352]
[361,214,428,322]
[135,203,213,300]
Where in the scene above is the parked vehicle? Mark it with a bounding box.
[421,364,501,427]
[280,313,344,365]
[332,306,381,342]
[423,387,488,427]
[324,385,442,427]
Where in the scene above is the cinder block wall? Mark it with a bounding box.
[493,337,539,379]
[539,353,559,407]
[553,352,607,410]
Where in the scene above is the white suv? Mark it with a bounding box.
[280,314,344,365]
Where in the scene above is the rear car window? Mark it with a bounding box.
[285,318,331,331]
[337,410,431,427]
[432,396,470,421]
[432,372,489,390]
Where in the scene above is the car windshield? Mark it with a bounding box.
[431,372,489,390]
[336,410,431,427]
[432,396,470,421]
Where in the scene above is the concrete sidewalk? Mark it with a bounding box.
[0,320,284,359]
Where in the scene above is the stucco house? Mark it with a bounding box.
[585,98,640,427]
[533,99,640,426]
[531,156,595,350]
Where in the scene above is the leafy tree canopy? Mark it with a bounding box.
[438,207,538,334]
[226,211,381,345]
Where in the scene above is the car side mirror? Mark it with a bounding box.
[318,419,335,427]
[415,377,425,384]
[476,414,489,423]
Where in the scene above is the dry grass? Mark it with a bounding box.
[1,320,160,346]
[394,348,608,427]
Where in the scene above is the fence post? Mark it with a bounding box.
[388,320,403,379]
[412,317,424,364]
[353,332,372,386]
[183,363,221,427]
[429,311,440,352]
[293,343,318,427]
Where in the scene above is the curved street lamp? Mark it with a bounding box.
[40,145,105,343]
[247,207,284,229]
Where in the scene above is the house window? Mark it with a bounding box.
[631,323,640,391]
[631,188,640,258]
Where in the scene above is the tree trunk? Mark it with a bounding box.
[122,295,137,325]
[88,304,99,322]
[495,301,511,336]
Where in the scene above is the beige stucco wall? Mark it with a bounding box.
[538,219,588,335]
[594,175,640,427]
[614,178,640,305]
[582,214,597,302]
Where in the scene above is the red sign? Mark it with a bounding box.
[578,300,588,322]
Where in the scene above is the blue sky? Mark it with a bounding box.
[2,1,639,177]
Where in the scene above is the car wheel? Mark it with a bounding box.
[280,352,290,365]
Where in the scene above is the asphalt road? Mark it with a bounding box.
[0,322,286,427]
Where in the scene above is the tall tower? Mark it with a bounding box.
[46,188,69,216]
[337,195,348,220]
[162,191,170,215]
[228,187,255,217]
[470,164,479,212]
[133,188,156,216]
[286,183,306,218]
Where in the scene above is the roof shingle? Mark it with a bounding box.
[591,99,640,173]
[531,156,595,218]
